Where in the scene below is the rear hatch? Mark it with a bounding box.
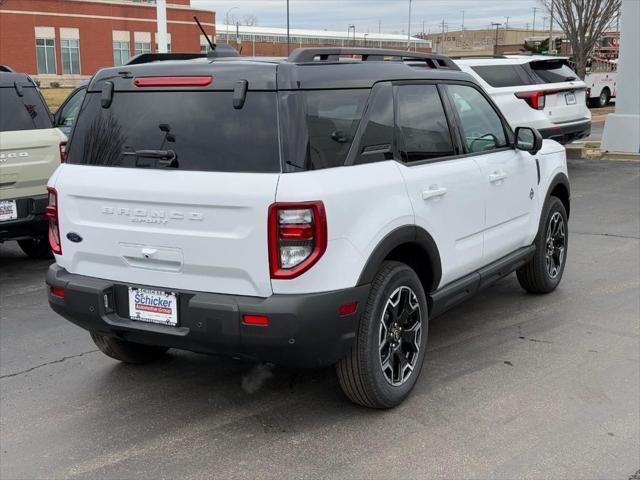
[0,82,64,201]
[527,59,589,124]
[52,62,281,297]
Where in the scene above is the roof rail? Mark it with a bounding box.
[126,47,239,66]
[287,48,460,70]
[449,55,508,60]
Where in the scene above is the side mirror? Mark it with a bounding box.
[515,126,543,155]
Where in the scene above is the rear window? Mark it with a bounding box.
[0,86,52,132]
[529,60,578,83]
[280,89,369,171]
[470,65,535,88]
[67,91,280,173]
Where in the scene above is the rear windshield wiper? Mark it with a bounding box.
[122,149,179,168]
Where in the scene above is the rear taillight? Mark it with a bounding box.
[515,91,547,110]
[46,187,61,255]
[268,201,327,279]
[59,141,67,162]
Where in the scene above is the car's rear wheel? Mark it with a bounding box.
[90,332,169,364]
[597,88,611,108]
[517,196,568,293]
[18,236,52,259]
[336,261,428,408]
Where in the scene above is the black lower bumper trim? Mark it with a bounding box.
[46,265,370,368]
[538,120,591,145]
[0,194,48,242]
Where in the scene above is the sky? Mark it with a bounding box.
[191,0,551,35]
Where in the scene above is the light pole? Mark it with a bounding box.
[363,33,369,48]
[286,0,290,55]
[532,6,538,35]
[407,0,412,50]
[225,6,239,43]
[348,25,355,46]
[491,22,501,55]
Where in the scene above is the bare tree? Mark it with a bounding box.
[543,0,621,79]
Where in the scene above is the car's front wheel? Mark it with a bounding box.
[336,261,428,408]
[91,332,169,364]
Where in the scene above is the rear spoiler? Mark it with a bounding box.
[126,46,240,66]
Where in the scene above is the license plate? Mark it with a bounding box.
[128,287,178,326]
[565,92,576,105]
[0,200,17,222]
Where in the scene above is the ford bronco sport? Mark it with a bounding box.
[46,48,570,408]
[0,70,67,258]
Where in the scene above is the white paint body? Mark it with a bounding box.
[49,139,567,298]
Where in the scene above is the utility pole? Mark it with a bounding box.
[492,22,501,54]
[532,7,538,35]
[440,19,446,55]
[378,19,381,34]
[548,0,554,54]
[407,0,412,50]
[286,0,290,54]
[504,16,510,30]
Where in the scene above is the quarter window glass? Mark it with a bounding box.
[470,65,534,87]
[448,84,507,153]
[355,83,394,164]
[36,38,56,74]
[529,60,578,83]
[396,84,454,162]
[58,88,85,128]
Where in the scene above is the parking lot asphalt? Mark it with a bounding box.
[1,159,639,480]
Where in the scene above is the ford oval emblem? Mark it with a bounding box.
[66,232,83,243]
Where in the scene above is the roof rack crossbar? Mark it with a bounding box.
[287,48,460,70]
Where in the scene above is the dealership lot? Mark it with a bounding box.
[1,159,638,479]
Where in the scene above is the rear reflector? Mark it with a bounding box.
[51,287,65,298]
[338,302,358,316]
[134,76,213,87]
[242,314,269,326]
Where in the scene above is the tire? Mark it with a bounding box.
[18,236,52,259]
[517,196,568,294]
[90,332,168,364]
[336,261,429,408]
[598,88,611,108]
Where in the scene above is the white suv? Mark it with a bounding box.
[454,55,591,144]
[46,48,570,408]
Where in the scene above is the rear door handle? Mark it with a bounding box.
[422,186,447,200]
[489,171,508,183]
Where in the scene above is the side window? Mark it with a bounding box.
[0,86,51,132]
[58,88,86,128]
[355,83,394,164]
[396,84,455,163]
[447,84,508,153]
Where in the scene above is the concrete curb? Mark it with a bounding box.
[565,142,640,162]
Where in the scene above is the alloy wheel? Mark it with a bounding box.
[545,211,566,279]
[379,286,422,386]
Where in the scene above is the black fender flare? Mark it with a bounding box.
[356,225,442,292]
[546,172,571,217]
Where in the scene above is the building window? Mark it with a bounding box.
[200,45,213,53]
[113,41,130,66]
[155,43,171,53]
[61,39,80,74]
[36,38,56,74]
[134,42,151,55]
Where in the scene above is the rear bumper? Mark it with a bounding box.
[538,120,591,145]
[46,264,369,368]
[0,194,48,242]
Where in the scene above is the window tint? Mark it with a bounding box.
[447,84,508,153]
[529,60,578,83]
[58,87,86,129]
[280,89,369,171]
[396,84,454,162]
[0,86,52,132]
[355,83,394,164]
[471,65,534,87]
[67,91,280,173]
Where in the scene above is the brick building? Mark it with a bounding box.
[0,0,215,85]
